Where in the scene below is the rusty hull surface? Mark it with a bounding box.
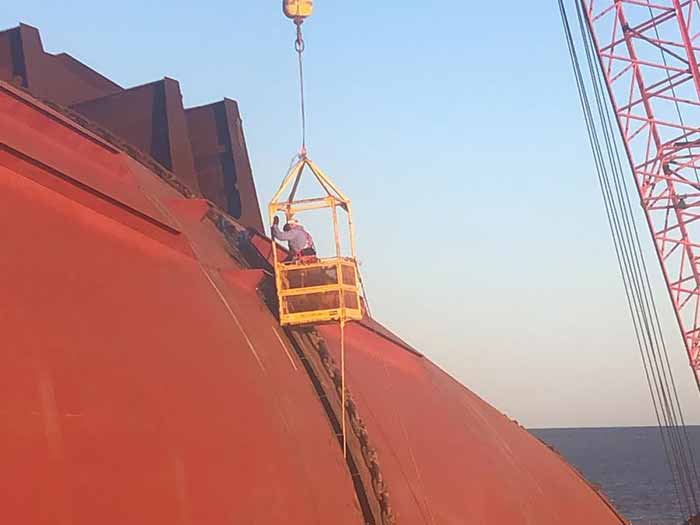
[0,23,263,231]
[0,24,628,525]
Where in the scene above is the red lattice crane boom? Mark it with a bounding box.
[583,0,700,389]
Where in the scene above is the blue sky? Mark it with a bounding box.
[5,1,700,428]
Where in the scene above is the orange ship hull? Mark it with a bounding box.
[0,24,627,525]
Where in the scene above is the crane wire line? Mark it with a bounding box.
[572,0,700,512]
[575,0,698,514]
[575,0,684,480]
[563,7,685,514]
[559,0,700,519]
[295,21,308,156]
[563,2,687,513]
[578,0,700,508]
[580,0,700,515]
[639,0,700,490]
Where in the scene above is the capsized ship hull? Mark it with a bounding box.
[0,23,627,525]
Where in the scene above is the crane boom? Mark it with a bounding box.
[582,0,700,389]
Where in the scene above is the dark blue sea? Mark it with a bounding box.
[532,427,700,525]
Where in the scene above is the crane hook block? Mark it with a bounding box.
[283,0,313,20]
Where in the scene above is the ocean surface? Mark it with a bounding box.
[532,427,700,525]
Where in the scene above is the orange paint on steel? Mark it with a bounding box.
[0,85,363,525]
[0,25,631,522]
[317,323,628,525]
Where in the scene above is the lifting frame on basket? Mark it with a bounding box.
[269,155,363,327]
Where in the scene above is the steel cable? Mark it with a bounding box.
[577,3,700,500]
[573,1,700,514]
[558,0,700,519]
[295,22,308,156]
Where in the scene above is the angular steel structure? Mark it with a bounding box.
[583,0,700,387]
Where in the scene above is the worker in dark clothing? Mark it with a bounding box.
[271,216,317,262]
